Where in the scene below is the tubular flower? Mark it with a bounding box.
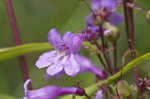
[23,79,85,99]
[89,0,123,26]
[95,89,103,99]
[35,28,106,79]
[36,28,82,77]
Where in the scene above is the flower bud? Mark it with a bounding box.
[117,80,131,97]
[103,22,120,43]
[146,9,150,23]
[94,16,102,25]
[76,88,86,96]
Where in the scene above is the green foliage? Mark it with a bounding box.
[0,94,16,99]
[0,43,52,61]
[0,0,150,98]
[61,51,150,99]
[117,80,131,97]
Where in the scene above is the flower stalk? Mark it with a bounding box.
[5,0,31,89]
[99,26,113,75]
[113,42,117,72]
[123,0,139,82]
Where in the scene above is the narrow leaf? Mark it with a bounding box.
[0,43,52,61]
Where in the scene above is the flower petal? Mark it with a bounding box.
[85,14,94,26]
[91,0,101,11]
[46,55,68,76]
[75,55,107,79]
[63,31,73,42]
[48,28,62,50]
[95,89,103,99]
[24,79,78,99]
[45,70,65,79]
[85,14,99,33]
[63,31,73,50]
[88,65,107,79]
[46,62,64,76]
[24,79,59,99]
[71,35,82,53]
[75,55,92,72]
[100,0,117,11]
[108,12,123,25]
[64,54,80,76]
[24,79,32,95]
[35,51,58,69]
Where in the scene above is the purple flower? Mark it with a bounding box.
[95,89,103,99]
[36,28,106,79]
[36,28,81,77]
[91,0,117,12]
[23,79,83,99]
[81,14,99,41]
[108,12,123,26]
[75,55,107,79]
[89,0,123,26]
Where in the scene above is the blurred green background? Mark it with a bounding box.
[0,0,150,98]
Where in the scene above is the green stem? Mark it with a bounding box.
[60,52,150,99]
[2,42,150,99]
[105,52,150,85]
[0,43,53,61]
[0,42,91,61]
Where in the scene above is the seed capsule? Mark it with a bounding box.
[146,10,150,24]
[94,16,102,26]
[103,22,120,43]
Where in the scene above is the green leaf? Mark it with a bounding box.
[0,42,91,61]
[0,43,52,61]
[1,43,150,99]
[0,94,16,99]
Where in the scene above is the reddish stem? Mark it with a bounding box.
[123,0,139,82]
[128,0,139,82]
[113,42,117,73]
[94,41,109,73]
[99,26,113,75]
[5,0,31,89]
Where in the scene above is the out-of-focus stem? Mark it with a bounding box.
[5,0,31,89]
[94,41,109,73]
[99,26,113,75]
[123,0,138,81]
[113,42,117,72]
[128,0,139,81]
[123,0,131,48]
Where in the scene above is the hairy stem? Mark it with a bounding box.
[5,0,31,89]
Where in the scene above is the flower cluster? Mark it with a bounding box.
[23,0,124,99]
[36,28,106,78]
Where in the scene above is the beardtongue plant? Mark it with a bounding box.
[22,0,150,99]
[3,0,150,99]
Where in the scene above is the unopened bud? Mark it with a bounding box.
[94,16,102,26]
[117,80,131,97]
[76,88,86,96]
[146,10,150,23]
[103,22,120,43]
